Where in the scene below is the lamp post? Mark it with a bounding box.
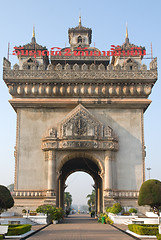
[147,167,151,179]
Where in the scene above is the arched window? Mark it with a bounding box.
[78,36,82,43]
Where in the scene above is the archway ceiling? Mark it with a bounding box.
[61,157,100,181]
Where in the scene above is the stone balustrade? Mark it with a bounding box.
[13,190,46,198]
[105,190,139,198]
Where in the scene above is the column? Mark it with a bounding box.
[104,151,112,190]
[97,186,100,213]
[47,150,56,196]
[59,178,61,208]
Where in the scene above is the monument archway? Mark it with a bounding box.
[57,154,103,213]
[42,104,118,211]
[3,19,157,212]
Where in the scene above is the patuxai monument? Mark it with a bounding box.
[3,17,157,213]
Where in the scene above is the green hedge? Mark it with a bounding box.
[0,235,3,239]
[7,224,31,236]
[156,234,161,240]
[128,224,158,236]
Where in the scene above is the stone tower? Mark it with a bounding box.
[3,19,157,212]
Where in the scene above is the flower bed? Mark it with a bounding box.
[128,224,158,236]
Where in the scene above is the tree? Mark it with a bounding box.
[138,179,161,225]
[64,192,72,210]
[0,185,14,214]
[87,189,96,212]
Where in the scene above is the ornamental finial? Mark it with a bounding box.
[79,16,81,27]
[126,23,128,39]
[33,24,35,38]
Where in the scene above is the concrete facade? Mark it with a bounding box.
[16,107,143,191]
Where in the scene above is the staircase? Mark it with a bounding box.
[123,217,144,225]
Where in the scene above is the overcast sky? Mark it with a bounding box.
[0,0,161,206]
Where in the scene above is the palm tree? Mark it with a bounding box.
[64,192,72,210]
[87,189,96,212]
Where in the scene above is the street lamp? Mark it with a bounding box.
[147,167,151,179]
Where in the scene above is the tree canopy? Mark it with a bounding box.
[138,179,161,215]
[0,185,14,213]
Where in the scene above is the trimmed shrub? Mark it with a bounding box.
[138,179,161,216]
[156,234,161,240]
[7,224,31,236]
[0,185,14,213]
[129,208,137,214]
[106,203,122,214]
[128,224,158,236]
[0,235,3,239]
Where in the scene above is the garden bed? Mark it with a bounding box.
[6,224,32,236]
[127,224,158,238]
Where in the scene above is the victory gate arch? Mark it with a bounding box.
[3,18,157,212]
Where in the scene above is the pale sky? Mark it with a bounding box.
[0,0,161,206]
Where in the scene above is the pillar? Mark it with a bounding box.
[97,186,101,213]
[104,151,113,190]
[47,150,56,196]
[59,178,61,208]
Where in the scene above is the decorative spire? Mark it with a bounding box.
[126,23,128,38]
[125,23,129,44]
[31,25,36,43]
[33,25,35,38]
[79,16,81,27]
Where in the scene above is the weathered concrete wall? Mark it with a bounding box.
[16,106,143,192]
[90,108,143,190]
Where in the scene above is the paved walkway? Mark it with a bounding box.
[28,214,139,240]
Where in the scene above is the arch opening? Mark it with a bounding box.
[65,171,94,212]
[56,157,103,214]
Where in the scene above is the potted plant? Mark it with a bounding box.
[129,208,137,216]
[30,211,37,216]
[22,209,27,215]
[51,208,64,224]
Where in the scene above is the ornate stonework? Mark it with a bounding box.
[3,58,157,100]
[42,104,118,151]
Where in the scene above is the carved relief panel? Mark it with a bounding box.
[42,104,118,151]
[59,104,102,139]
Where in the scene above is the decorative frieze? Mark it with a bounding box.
[4,68,157,81]
[3,57,157,99]
[42,139,118,151]
[7,82,153,98]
